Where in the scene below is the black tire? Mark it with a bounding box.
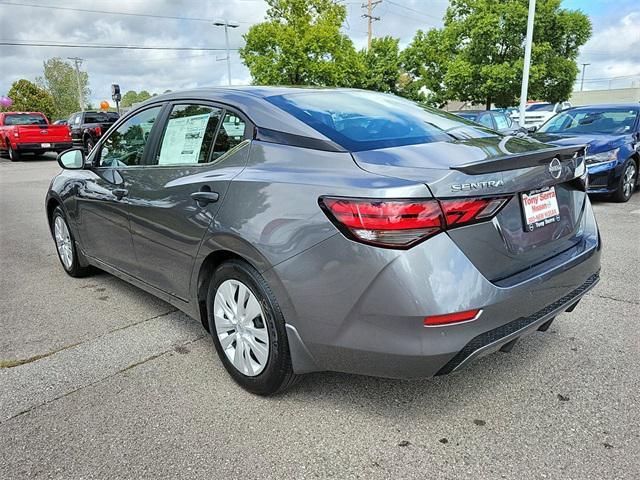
[207,259,298,395]
[8,143,20,162]
[84,136,95,154]
[611,159,637,203]
[51,206,94,277]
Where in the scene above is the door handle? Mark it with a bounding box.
[191,191,219,206]
[113,188,128,199]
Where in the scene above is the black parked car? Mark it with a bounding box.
[452,110,526,136]
[68,111,119,152]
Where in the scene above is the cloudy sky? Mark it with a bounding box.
[1,0,638,107]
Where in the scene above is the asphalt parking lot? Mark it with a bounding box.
[0,154,638,479]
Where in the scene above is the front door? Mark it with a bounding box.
[125,103,250,300]
[76,105,163,273]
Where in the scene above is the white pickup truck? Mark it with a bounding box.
[511,102,572,129]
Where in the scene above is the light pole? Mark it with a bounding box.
[518,0,536,128]
[213,20,239,86]
[580,63,590,91]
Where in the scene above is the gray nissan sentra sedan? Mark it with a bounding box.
[46,87,601,394]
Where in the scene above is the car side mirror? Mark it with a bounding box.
[527,125,537,133]
[57,147,85,170]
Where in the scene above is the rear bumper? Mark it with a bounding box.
[273,199,602,379]
[16,142,73,152]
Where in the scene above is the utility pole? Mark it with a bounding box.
[580,63,590,91]
[68,57,85,111]
[362,0,381,51]
[213,20,239,86]
[518,0,535,128]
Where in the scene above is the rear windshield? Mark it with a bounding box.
[267,90,497,151]
[538,108,639,135]
[526,103,554,112]
[84,112,119,123]
[454,112,477,121]
[4,113,47,126]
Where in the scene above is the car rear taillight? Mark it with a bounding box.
[440,197,509,228]
[320,197,443,248]
[320,196,510,249]
[94,126,102,137]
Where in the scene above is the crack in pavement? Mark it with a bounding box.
[3,335,207,424]
[0,308,178,369]
[591,293,640,306]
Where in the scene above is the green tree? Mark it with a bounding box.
[240,0,363,86]
[121,90,153,107]
[400,29,451,105]
[121,90,139,107]
[357,36,401,93]
[37,58,91,119]
[137,90,152,103]
[1,79,55,120]
[402,0,591,109]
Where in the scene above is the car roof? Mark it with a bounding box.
[451,110,486,115]
[565,103,639,110]
[153,85,357,100]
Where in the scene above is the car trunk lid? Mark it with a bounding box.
[351,137,589,282]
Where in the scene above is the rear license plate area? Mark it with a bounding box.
[41,143,51,148]
[521,186,560,231]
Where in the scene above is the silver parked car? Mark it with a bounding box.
[47,87,601,394]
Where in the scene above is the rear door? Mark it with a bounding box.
[124,102,250,300]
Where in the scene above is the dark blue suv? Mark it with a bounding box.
[534,104,640,202]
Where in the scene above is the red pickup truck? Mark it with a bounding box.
[0,112,73,161]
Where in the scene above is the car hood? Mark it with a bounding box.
[533,133,631,154]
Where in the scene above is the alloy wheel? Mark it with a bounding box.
[54,216,73,270]
[213,279,269,376]
[622,163,636,199]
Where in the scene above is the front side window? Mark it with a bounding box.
[98,106,161,167]
[155,104,222,165]
[267,90,495,151]
[477,113,495,128]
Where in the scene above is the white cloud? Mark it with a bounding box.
[577,11,640,90]
[1,0,636,107]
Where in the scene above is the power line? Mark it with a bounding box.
[0,1,255,24]
[0,41,236,51]
[386,0,443,23]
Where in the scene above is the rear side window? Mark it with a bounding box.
[212,113,246,161]
[155,104,223,165]
[267,90,494,151]
[4,113,47,126]
[494,113,511,130]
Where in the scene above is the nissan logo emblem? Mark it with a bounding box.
[548,157,562,179]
